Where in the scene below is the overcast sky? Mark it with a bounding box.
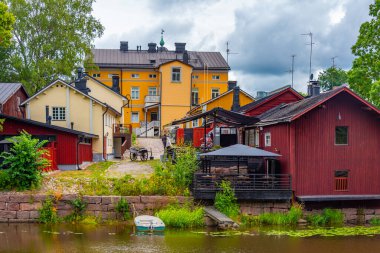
[92,0,372,95]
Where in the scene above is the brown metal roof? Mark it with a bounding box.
[0,83,25,104]
[91,49,230,70]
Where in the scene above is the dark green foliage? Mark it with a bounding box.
[370,217,380,226]
[0,131,49,190]
[155,204,205,228]
[0,170,11,190]
[318,67,348,91]
[306,208,344,226]
[348,0,380,106]
[214,180,240,218]
[3,0,104,93]
[115,198,130,220]
[38,197,59,224]
[65,197,87,222]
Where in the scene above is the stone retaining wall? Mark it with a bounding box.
[239,201,291,215]
[0,194,191,223]
[304,208,380,224]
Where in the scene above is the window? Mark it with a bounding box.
[131,112,139,123]
[192,89,199,106]
[131,73,140,78]
[264,132,271,147]
[192,119,198,127]
[148,87,157,96]
[335,126,348,145]
[131,87,140,100]
[255,129,260,147]
[52,107,66,121]
[149,74,157,78]
[92,73,100,78]
[172,67,181,82]
[212,75,220,80]
[211,88,220,99]
[335,170,349,191]
[192,75,199,79]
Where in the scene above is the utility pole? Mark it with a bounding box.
[301,32,315,81]
[331,56,337,68]
[291,54,296,88]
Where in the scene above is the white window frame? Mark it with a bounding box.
[211,88,220,99]
[192,119,198,127]
[264,132,271,147]
[92,73,100,78]
[108,74,118,78]
[172,67,181,82]
[131,112,139,123]
[131,73,140,78]
[149,74,157,78]
[52,107,66,121]
[148,87,157,96]
[212,75,220,80]
[192,75,199,79]
[192,88,199,106]
[131,87,140,100]
[255,129,260,147]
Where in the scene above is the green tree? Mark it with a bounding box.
[318,67,348,91]
[0,2,15,82]
[348,0,380,106]
[4,0,104,93]
[0,131,49,190]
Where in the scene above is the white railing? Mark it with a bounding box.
[145,95,160,103]
[137,121,160,137]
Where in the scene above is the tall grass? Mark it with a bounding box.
[242,205,303,226]
[306,208,344,226]
[370,217,380,226]
[155,205,205,228]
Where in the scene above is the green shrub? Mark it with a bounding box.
[65,197,87,222]
[115,198,130,220]
[132,133,137,145]
[214,180,240,218]
[38,197,59,224]
[0,131,49,190]
[370,217,380,226]
[155,204,204,228]
[306,208,344,226]
[0,170,11,190]
[242,205,303,226]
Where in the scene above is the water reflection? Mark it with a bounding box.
[0,223,380,253]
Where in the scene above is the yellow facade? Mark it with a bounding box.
[24,79,124,159]
[88,62,229,133]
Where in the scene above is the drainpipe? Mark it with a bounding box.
[102,104,109,161]
[76,136,82,170]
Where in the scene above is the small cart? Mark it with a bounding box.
[129,147,149,161]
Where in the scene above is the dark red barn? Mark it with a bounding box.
[0,83,29,118]
[245,85,380,205]
[0,114,97,170]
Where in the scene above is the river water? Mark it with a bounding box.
[1,223,380,253]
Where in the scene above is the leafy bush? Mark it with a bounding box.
[38,197,59,224]
[132,133,137,145]
[0,170,11,190]
[65,197,87,222]
[0,131,49,190]
[155,204,204,228]
[115,198,131,220]
[370,217,380,226]
[306,208,344,226]
[242,205,303,226]
[214,180,240,218]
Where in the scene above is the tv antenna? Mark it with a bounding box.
[331,56,337,68]
[301,32,315,81]
[285,55,296,88]
[226,41,238,65]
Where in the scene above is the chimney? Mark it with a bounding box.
[183,50,189,64]
[75,68,89,94]
[228,81,237,90]
[112,75,120,93]
[120,41,128,52]
[77,67,83,79]
[175,42,186,53]
[231,86,240,112]
[307,80,320,97]
[148,43,157,53]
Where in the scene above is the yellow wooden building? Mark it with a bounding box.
[21,69,128,162]
[88,40,230,136]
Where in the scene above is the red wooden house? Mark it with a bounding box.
[247,84,380,206]
[0,114,97,170]
[0,83,28,118]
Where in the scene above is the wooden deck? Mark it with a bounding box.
[192,173,292,200]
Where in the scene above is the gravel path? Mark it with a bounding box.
[107,160,154,178]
